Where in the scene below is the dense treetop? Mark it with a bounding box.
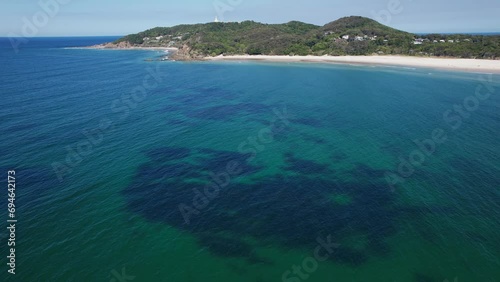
[114,16,500,59]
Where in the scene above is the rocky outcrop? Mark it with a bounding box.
[169,44,204,61]
[89,41,135,49]
[86,41,203,61]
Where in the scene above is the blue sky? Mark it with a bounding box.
[2,0,499,36]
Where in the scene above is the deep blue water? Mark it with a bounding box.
[0,37,499,281]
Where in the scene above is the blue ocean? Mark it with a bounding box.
[0,37,499,281]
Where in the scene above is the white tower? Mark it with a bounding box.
[214,16,220,23]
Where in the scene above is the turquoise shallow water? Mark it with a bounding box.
[0,37,499,282]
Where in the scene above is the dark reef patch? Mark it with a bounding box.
[197,148,260,176]
[331,150,348,162]
[187,103,270,121]
[156,84,270,121]
[353,163,387,180]
[158,87,267,123]
[301,133,328,145]
[290,117,324,128]
[123,147,417,266]
[146,147,191,163]
[284,152,332,174]
[176,86,240,104]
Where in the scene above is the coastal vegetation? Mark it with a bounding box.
[113,16,500,60]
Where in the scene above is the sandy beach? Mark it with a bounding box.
[204,55,500,73]
[82,44,500,73]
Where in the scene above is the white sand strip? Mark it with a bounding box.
[205,55,500,73]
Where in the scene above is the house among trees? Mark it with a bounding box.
[413,38,424,45]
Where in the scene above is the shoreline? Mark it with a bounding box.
[82,45,178,51]
[78,45,500,73]
[204,55,500,74]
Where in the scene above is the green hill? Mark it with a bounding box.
[111,16,500,60]
[322,16,406,35]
